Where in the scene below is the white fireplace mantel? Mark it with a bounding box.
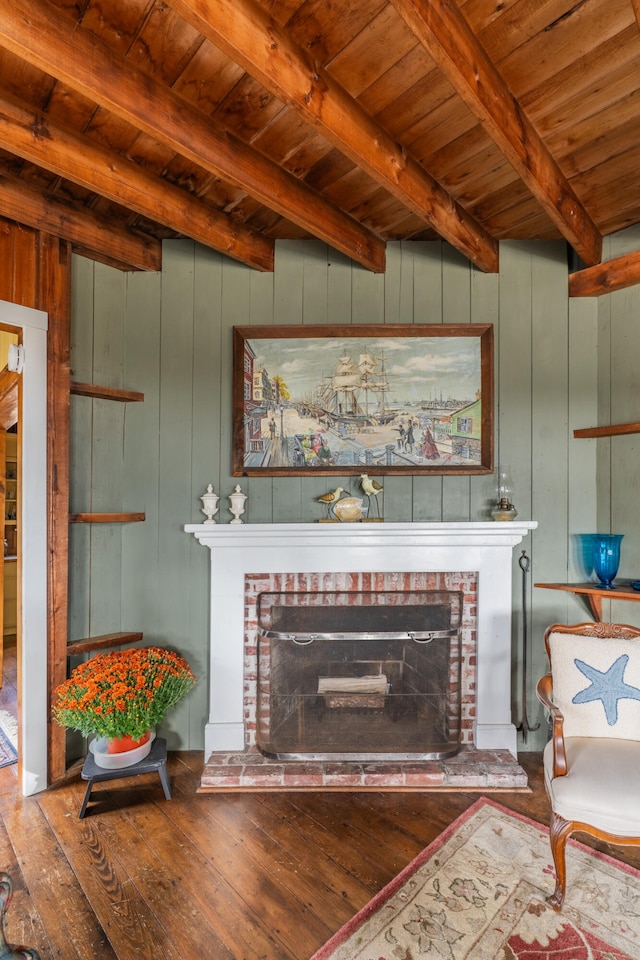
[185,521,537,758]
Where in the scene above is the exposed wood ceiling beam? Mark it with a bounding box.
[0,171,161,271]
[569,250,640,297]
[390,0,603,267]
[0,93,274,273]
[0,0,385,274]
[167,0,499,274]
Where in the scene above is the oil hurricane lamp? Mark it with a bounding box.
[491,464,518,521]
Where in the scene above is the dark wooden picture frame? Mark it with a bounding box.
[232,324,494,477]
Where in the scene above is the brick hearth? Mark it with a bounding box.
[199,745,529,792]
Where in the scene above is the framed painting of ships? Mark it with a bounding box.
[232,324,494,477]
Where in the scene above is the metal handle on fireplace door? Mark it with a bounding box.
[408,632,435,644]
[288,634,318,645]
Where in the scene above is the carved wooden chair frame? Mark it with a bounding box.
[536,620,640,910]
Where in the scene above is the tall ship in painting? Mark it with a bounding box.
[314,349,398,427]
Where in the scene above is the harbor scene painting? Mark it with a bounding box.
[232,324,494,476]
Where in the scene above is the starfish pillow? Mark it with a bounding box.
[548,631,640,740]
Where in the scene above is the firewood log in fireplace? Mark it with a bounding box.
[317,674,389,709]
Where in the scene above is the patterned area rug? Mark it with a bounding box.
[0,710,17,768]
[312,797,640,960]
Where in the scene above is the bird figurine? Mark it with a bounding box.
[317,486,344,519]
[360,474,383,518]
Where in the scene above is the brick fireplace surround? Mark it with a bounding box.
[184,521,536,791]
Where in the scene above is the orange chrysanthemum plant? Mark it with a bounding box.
[53,646,196,742]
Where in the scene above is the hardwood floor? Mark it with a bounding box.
[0,644,638,959]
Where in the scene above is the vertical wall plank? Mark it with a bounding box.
[272,242,304,520]
[531,241,569,568]
[594,234,614,625]
[382,243,405,323]
[412,243,445,520]
[88,264,126,634]
[186,247,228,741]
[351,261,384,326]
[121,268,161,641]
[220,256,251,493]
[155,241,196,747]
[302,241,329,323]
[596,235,613,545]
[382,243,415,519]
[327,249,353,327]
[567,295,598,606]
[527,242,571,737]
[245,266,275,522]
[470,266,500,518]
[441,246,472,520]
[498,243,534,505]
[302,243,349,518]
[497,243,536,746]
[192,246,223,509]
[68,258,95,641]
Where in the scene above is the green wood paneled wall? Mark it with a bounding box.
[69,237,604,752]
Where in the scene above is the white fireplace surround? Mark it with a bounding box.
[184,521,537,759]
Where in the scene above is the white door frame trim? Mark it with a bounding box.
[0,298,48,795]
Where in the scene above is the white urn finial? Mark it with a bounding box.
[228,484,247,524]
[200,484,220,524]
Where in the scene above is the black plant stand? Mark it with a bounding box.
[79,736,170,818]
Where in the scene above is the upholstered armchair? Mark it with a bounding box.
[536,621,640,910]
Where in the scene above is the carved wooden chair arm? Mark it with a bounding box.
[536,673,567,777]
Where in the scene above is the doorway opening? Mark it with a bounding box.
[0,324,20,771]
[0,299,48,796]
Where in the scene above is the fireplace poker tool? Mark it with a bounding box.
[516,550,539,743]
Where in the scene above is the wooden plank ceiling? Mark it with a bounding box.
[0,0,639,292]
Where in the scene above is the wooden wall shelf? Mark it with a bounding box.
[535,580,640,621]
[66,631,144,656]
[70,381,144,403]
[69,512,145,523]
[574,422,640,438]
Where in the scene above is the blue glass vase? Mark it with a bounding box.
[592,534,623,589]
